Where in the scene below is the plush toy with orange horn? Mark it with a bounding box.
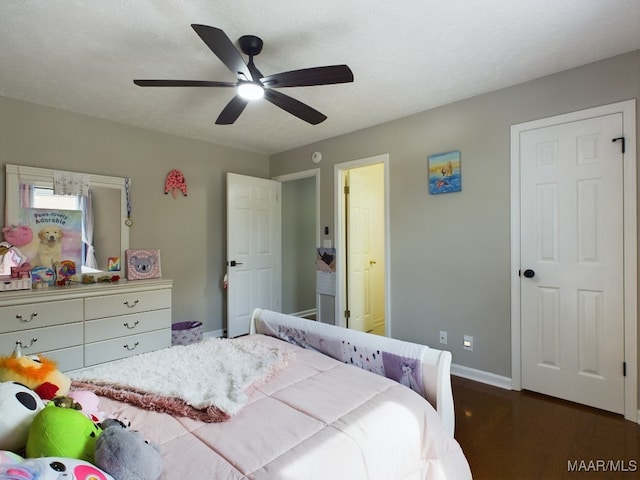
[0,342,71,400]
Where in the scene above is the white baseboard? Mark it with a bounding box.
[204,328,226,339]
[451,363,512,390]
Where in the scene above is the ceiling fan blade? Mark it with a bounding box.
[134,80,236,87]
[260,65,353,88]
[191,24,253,81]
[216,95,249,125]
[263,89,327,125]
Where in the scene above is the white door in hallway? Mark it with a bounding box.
[346,168,371,332]
[519,112,625,414]
[346,164,385,333]
[226,173,281,338]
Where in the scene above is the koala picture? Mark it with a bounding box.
[126,249,161,280]
[131,255,156,273]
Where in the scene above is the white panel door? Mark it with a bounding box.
[346,165,386,333]
[347,168,377,332]
[520,113,624,413]
[227,173,281,338]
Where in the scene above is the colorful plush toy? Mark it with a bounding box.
[0,382,45,452]
[0,451,114,480]
[0,347,71,401]
[95,419,162,480]
[26,403,102,463]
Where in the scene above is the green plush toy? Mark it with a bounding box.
[25,402,103,463]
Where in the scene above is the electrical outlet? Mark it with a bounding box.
[463,335,473,351]
[439,331,447,345]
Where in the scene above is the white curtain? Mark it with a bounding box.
[19,183,33,208]
[80,189,98,269]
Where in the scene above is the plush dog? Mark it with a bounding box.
[35,226,63,268]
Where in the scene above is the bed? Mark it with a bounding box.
[71,309,472,479]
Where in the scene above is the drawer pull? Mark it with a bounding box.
[16,337,38,349]
[124,300,139,308]
[16,312,38,322]
[123,320,140,329]
[124,342,139,351]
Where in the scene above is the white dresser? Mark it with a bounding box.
[0,279,172,371]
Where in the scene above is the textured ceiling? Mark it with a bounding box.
[1,1,639,155]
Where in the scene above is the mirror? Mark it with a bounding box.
[5,164,129,275]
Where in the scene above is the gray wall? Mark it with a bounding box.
[1,50,638,390]
[270,50,640,381]
[0,96,269,334]
[281,176,316,314]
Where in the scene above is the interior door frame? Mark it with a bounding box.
[335,154,390,334]
[510,99,637,422]
[272,168,321,318]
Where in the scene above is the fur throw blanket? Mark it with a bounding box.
[70,336,292,422]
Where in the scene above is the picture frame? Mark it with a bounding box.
[126,248,161,280]
[107,257,121,272]
[428,150,461,194]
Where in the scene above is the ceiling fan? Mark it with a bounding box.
[134,24,354,125]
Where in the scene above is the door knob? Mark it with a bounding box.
[523,269,535,278]
[369,260,377,266]
[229,260,243,267]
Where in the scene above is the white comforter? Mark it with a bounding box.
[96,335,472,480]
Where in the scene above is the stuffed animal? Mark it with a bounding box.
[0,348,71,401]
[95,419,162,480]
[26,403,102,463]
[68,390,106,422]
[0,382,45,452]
[0,451,114,480]
[2,225,33,247]
[0,450,23,465]
[52,395,82,410]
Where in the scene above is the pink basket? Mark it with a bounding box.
[171,321,203,346]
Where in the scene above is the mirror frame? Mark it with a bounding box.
[5,164,130,272]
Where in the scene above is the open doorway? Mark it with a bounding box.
[273,169,320,318]
[335,155,389,335]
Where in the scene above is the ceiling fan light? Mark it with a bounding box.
[238,83,264,100]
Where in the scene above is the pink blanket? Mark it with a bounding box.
[94,335,472,479]
[70,336,292,422]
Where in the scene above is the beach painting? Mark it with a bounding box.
[428,150,461,194]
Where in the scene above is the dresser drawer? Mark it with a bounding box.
[84,289,172,320]
[84,329,170,366]
[43,346,84,372]
[0,322,83,356]
[0,299,83,334]
[85,309,171,343]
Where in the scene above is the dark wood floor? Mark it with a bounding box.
[452,375,640,479]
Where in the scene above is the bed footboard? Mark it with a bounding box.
[250,308,455,436]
